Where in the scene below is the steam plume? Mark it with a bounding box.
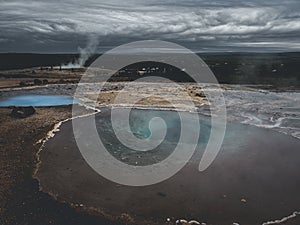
[62,35,99,68]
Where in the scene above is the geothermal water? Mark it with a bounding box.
[37,107,300,225]
[0,94,76,106]
[0,84,299,140]
[96,108,210,166]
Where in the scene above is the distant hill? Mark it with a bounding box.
[0,53,100,70]
[0,52,299,87]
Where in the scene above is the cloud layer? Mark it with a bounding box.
[0,0,299,52]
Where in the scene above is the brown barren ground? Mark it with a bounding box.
[0,106,124,225]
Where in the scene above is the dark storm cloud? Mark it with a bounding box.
[0,0,299,52]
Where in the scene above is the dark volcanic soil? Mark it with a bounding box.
[0,106,123,225]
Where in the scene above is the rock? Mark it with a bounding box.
[19,81,27,87]
[43,79,49,84]
[11,106,36,118]
[176,219,201,225]
[33,79,42,85]
[157,192,167,197]
[241,198,247,203]
[118,213,134,223]
[195,92,206,98]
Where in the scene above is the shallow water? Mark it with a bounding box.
[96,108,212,166]
[0,94,76,106]
[37,107,300,225]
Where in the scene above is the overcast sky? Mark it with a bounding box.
[0,0,300,53]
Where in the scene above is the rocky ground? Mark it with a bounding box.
[0,105,125,225]
[0,67,85,89]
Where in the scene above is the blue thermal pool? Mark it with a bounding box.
[0,94,76,106]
